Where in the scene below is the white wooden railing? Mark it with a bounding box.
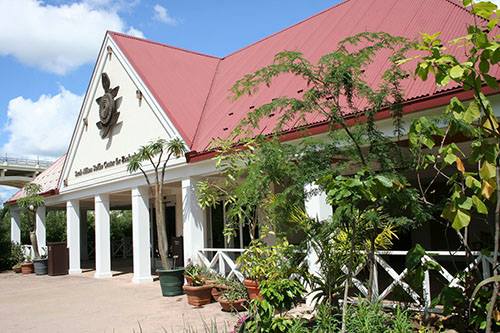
[348,250,493,311]
[197,248,246,281]
[21,245,47,259]
[197,248,494,312]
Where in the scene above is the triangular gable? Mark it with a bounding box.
[59,33,189,193]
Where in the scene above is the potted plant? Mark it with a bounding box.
[237,241,270,300]
[33,254,48,275]
[10,242,24,273]
[211,276,229,302]
[17,183,47,275]
[182,264,214,306]
[127,138,186,296]
[21,254,34,274]
[237,239,295,300]
[156,255,184,297]
[218,279,248,312]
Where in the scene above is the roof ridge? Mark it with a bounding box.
[221,0,353,59]
[191,59,222,149]
[108,31,222,60]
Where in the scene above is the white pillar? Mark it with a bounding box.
[35,206,46,255]
[10,208,21,244]
[304,183,332,307]
[131,187,153,283]
[67,200,82,274]
[94,194,112,278]
[304,183,332,221]
[182,178,206,266]
[80,208,88,261]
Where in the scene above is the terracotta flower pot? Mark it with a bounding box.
[218,298,248,312]
[21,262,34,274]
[12,266,21,273]
[211,285,228,302]
[183,284,214,306]
[243,279,262,300]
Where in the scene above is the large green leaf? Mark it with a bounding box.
[452,209,471,230]
[480,161,496,180]
[449,65,464,79]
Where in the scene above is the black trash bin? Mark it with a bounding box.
[47,242,68,276]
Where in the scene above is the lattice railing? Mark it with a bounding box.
[197,248,245,281]
[21,245,47,259]
[198,248,494,312]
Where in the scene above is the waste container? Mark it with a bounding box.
[47,242,68,276]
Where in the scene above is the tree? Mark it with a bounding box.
[127,138,186,269]
[198,31,428,332]
[17,183,44,259]
[407,1,500,331]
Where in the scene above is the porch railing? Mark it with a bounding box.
[21,245,47,259]
[197,248,245,282]
[197,248,494,312]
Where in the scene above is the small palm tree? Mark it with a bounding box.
[17,183,44,259]
[127,137,186,269]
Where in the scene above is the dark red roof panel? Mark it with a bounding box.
[110,32,221,146]
[108,0,497,153]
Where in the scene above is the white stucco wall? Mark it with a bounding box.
[60,36,185,194]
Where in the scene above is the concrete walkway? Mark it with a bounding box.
[0,271,238,333]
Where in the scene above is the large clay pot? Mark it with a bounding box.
[211,285,228,302]
[157,268,185,297]
[21,262,34,274]
[218,298,248,312]
[183,284,213,306]
[243,279,262,300]
[33,258,48,275]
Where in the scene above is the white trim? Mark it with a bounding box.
[59,33,187,194]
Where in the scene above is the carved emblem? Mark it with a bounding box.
[95,73,121,139]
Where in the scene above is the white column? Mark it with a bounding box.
[35,206,46,255]
[94,194,112,278]
[182,178,206,267]
[304,183,332,221]
[304,183,332,307]
[131,187,153,283]
[10,208,21,244]
[80,208,88,261]
[66,200,82,274]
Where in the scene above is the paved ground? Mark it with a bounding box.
[0,270,238,333]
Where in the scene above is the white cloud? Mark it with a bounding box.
[126,26,145,39]
[1,87,82,159]
[0,0,144,75]
[153,4,178,26]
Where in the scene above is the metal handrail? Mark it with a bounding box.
[0,155,52,168]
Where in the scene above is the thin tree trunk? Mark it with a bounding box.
[367,235,376,302]
[29,231,39,260]
[155,184,169,269]
[341,219,356,333]
[485,158,500,333]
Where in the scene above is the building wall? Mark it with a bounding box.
[60,36,185,195]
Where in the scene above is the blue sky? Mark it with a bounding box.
[0,0,338,200]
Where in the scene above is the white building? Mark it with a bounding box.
[6,0,497,290]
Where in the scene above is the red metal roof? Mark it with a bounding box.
[110,32,221,147]
[110,0,495,154]
[7,155,65,203]
[7,0,496,203]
